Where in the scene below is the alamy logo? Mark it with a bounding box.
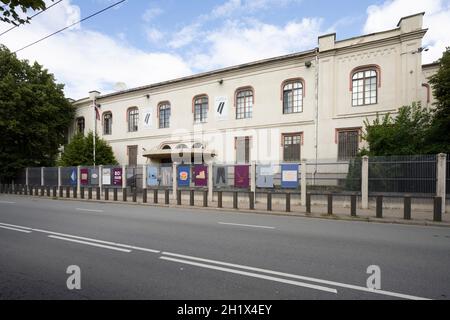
[66,265,81,290]
[145,113,151,124]
[366,265,381,290]
[217,102,225,115]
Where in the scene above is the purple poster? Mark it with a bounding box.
[113,168,123,186]
[80,168,89,186]
[234,165,250,188]
[194,165,208,187]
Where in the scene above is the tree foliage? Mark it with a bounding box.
[0,44,74,182]
[427,47,450,154]
[0,0,49,25]
[58,132,118,167]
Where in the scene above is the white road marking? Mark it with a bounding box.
[218,222,275,230]
[0,225,32,233]
[0,222,160,254]
[160,256,338,294]
[76,208,104,213]
[161,252,430,300]
[0,201,16,204]
[48,235,131,253]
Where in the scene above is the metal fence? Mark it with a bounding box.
[368,155,437,195]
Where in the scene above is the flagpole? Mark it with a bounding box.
[89,91,101,167]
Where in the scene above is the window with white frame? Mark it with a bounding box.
[283,81,303,114]
[236,89,253,119]
[352,69,378,106]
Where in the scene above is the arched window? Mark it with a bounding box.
[235,88,254,119]
[193,143,204,149]
[282,80,304,114]
[158,102,171,129]
[193,95,208,123]
[76,117,85,135]
[351,67,379,106]
[176,144,188,149]
[128,107,139,132]
[162,145,172,150]
[103,112,112,135]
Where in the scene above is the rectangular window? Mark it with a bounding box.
[283,133,301,162]
[337,130,359,161]
[236,90,253,119]
[194,97,208,123]
[159,104,171,129]
[128,109,139,132]
[236,137,251,164]
[128,145,138,166]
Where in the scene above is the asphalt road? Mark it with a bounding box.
[0,194,449,300]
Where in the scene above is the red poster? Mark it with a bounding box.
[80,168,89,186]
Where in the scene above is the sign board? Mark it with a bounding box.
[70,168,77,186]
[281,164,299,189]
[256,165,274,188]
[80,168,89,186]
[147,166,159,187]
[102,168,111,185]
[194,165,208,187]
[234,165,250,188]
[90,168,99,185]
[214,96,228,121]
[177,166,190,187]
[112,168,123,186]
[214,166,228,187]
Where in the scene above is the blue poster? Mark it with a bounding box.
[177,166,190,187]
[281,164,299,189]
[69,168,77,186]
[147,166,159,187]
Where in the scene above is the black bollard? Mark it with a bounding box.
[376,196,383,218]
[404,197,411,220]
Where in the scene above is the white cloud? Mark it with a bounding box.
[363,0,450,63]
[142,7,163,23]
[211,0,302,18]
[0,0,192,99]
[189,18,323,70]
[145,27,164,43]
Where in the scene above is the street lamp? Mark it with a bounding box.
[89,90,101,167]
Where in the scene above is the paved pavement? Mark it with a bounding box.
[0,194,449,300]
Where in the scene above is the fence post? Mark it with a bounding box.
[122,165,127,190]
[88,187,92,200]
[165,189,170,205]
[73,186,77,199]
[267,193,272,211]
[41,167,45,187]
[249,192,255,210]
[53,186,57,198]
[251,161,256,203]
[436,153,447,214]
[59,186,63,198]
[122,188,127,202]
[132,188,137,202]
[327,194,333,215]
[404,197,411,220]
[99,165,103,196]
[105,188,110,201]
[57,166,62,190]
[203,191,208,208]
[114,188,118,201]
[142,188,147,203]
[154,189,159,204]
[80,187,85,199]
[177,190,181,205]
[218,191,223,208]
[376,196,383,218]
[434,197,442,222]
[208,162,214,203]
[142,165,147,190]
[190,190,195,206]
[286,193,291,213]
[306,193,311,214]
[172,163,178,201]
[66,186,70,198]
[301,160,307,206]
[46,186,50,197]
[361,156,369,209]
[77,166,81,197]
[233,192,238,209]
[351,195,357,217]
[25,168,29,188]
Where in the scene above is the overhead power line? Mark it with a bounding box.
[13,0,126,54]
[0,0,64,38]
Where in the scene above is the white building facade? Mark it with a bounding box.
[71,13,439,166]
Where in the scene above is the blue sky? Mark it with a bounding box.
[1,0,448,98]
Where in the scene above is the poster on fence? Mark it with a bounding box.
[113,168,123,186]
[69,168,77,186]
[102,168,111,185]
[177,166,190,187]
[235,165,250,188]
[147,166,159,187]
[90,168,99,185]
[281,164,299,189]
[80,168,89,186]
[214,166,228,187]
[194,165,208,187]
[160,166,173,186]
[256,165,274,188]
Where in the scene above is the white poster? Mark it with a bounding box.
[102,168,111,185]
[142,108,153,129]
[282,170,297,182]
[215,96,228,121]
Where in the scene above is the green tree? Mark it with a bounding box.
[360,102,433,156]
[426,47,450,154]
[0,44,74,182]
[0,0,50,25]
[58,132,118,167]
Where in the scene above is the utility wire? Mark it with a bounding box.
[0,0,64,37]
[13,0,126,54]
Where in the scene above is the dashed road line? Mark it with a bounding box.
[218,222,275,230]
[76,208,104,213]
[0,225,32,233]
[48,235,131,253]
